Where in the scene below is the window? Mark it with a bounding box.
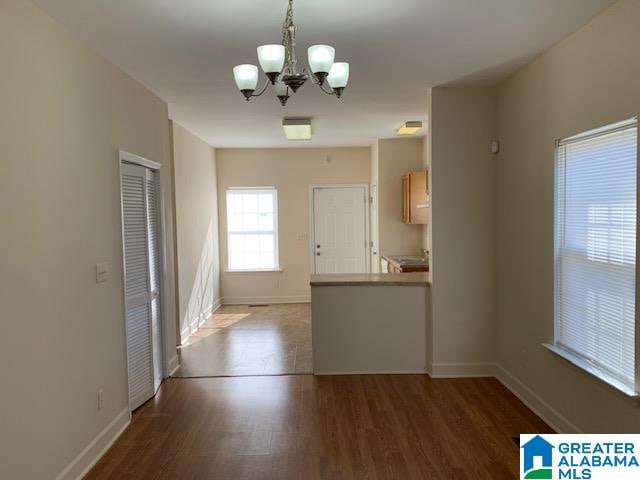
[226,188,279,271]
[553,117,638,395]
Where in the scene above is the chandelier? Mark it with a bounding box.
[232,0,350,106]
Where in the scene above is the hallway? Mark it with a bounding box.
[174,304,312,377]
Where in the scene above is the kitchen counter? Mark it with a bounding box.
[310,272,430,375]
[382,254,429,273]
[310,273,429,287]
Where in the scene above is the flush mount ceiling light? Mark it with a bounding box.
[282,118,312,140]
[233,0,350,106]
[397,121,423,135]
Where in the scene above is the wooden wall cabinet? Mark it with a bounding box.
[402,170,428,224]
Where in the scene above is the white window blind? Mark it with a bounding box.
[226,188,279,271]
[555,118,638,390]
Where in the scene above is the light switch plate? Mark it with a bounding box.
[96,262,109,283]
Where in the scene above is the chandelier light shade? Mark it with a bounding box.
[307,45,335,84]
[257,44,286,83]
[327,62,349,97]
[232,0,350,105]
[233,64,259,95]
[274,81,290,106]
[274,81,289,96]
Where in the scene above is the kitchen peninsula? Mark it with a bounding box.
[310,273,431,374]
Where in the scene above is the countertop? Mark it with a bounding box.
[310,273,430,287]
[382,254,429,269]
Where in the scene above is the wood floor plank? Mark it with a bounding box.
[85,375,553,480]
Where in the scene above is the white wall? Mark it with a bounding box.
[376,138,425,256]
[0,1,177,478]
[429,86,497,375]
[216,147,371,304]
[495,0,640,432]
[171,122,220,344]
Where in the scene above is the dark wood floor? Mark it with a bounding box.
[85,375,552,480]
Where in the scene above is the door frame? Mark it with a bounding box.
[370,184,379,273]
[308,184,371,274]
[118,150,171,411]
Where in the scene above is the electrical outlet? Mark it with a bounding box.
[97,389,104,410]
[95,262,109,283]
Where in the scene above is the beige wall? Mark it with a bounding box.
[376,138,425,256]
[0,0,177,478]
[216,147,371,303]
[495,0,640,432]
[429,87,497,373]
[171,122,220,344]
[312,284,430,374]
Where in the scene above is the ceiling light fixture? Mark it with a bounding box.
[233,0,350,106]
[397,121,423,135]
[282,118,312,140]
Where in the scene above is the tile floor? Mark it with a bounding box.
[173,303,312,377]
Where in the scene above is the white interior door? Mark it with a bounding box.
[121,162,162,411]
[312,186,368,274]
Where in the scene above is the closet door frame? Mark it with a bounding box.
[118,150,170,411]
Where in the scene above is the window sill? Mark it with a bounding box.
[543,343,639,398]
[225,268,284,273]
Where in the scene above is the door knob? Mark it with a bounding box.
[316,252,321,256]
[316,244,320,248]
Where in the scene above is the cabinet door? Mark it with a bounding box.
[409,171,428,224]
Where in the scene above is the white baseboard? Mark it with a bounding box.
[314,370,428,375]
[56,408,130,480]
[494,363,581,434]
[429,362,497,378]
[179,299,222,345]
[221,295,311,305]
[189,304,213,333]
[211,297,222,313]
[167,355,180,377]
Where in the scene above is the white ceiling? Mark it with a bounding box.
[32,0,614,148]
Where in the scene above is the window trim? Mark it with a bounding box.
[543,344,639,398]
[225,187,280,272]
[551,117,639,398]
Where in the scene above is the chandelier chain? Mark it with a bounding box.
[281,0,297,74]
[282,0,294,33]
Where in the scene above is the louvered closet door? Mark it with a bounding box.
[145,169,163,393]
[121,163,161,411]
